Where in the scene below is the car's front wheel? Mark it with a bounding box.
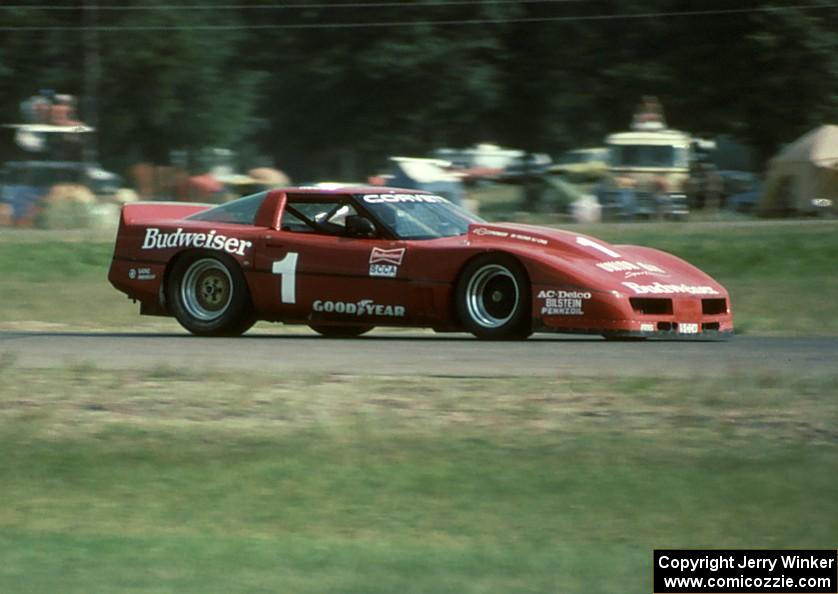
[455,254,532,340]
[167,252,255,336]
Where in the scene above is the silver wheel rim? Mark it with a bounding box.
[180,258,233,322]
[464,264,519,328]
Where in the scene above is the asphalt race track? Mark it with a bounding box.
[1,331,835,378]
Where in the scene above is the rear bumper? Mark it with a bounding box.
[108,256,167,310]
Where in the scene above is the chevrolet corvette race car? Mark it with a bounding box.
[108,186,733,339]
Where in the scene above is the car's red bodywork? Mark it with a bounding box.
[108,186,733,339]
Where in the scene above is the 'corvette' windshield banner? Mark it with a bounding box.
[361,193,445,204]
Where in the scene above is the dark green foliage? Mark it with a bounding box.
[0,0,837,177]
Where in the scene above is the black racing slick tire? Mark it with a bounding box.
[308,324,374,338]
[455,253,532,340]
[166,251,255,336]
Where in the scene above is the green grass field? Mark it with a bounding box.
[1,219,836,335]
[0,366,836,593]
[1,221,836,591]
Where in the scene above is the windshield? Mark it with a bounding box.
[609,145,688,169]
[357,192,484,239]
[557,149,608,165]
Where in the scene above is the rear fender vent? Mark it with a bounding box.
[702,298,727,315]
[630,297,673,315]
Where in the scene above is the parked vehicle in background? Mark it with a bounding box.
[726,182,763,214]
[499,153,553,182]
[549,148,610,186]
[716,170,760,211]
[376,157,466,206]
[553,148,609,168]
[602,127,691,219]
[432,143,524,183]
[598,96,698,220]
[0,160,122,225]
[0,90,122,226]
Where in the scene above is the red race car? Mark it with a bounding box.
[108,186,733,339]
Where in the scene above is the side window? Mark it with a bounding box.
[279,208,311,233]
[283,199,358,236]
[315,203,358,230]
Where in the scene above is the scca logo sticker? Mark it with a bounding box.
[369,247,405,278]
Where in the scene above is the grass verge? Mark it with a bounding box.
[0,367,836,593]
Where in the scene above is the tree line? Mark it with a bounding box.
[1,0,836,181]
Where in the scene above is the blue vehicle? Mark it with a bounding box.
[0,160,121,224]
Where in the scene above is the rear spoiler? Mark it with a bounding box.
[120,201,212,226]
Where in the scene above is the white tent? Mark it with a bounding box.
[760,125,838,215]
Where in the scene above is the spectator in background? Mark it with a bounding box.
[614,175,637,219]
[652,175,671,221]
[633,95,666,130]
[50,95,81,127]
[704,165,724,213]
[686,161,706,209]
[30,95,51,124]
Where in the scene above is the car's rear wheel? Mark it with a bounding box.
[167,252,255,336]
[455,254,532,340]
[308,324,374,338]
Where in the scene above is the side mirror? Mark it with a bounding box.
[345,215,377,238]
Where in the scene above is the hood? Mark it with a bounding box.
[469,222,608,257]
[467,222,727,296]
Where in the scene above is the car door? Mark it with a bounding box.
[254,195,423,325]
